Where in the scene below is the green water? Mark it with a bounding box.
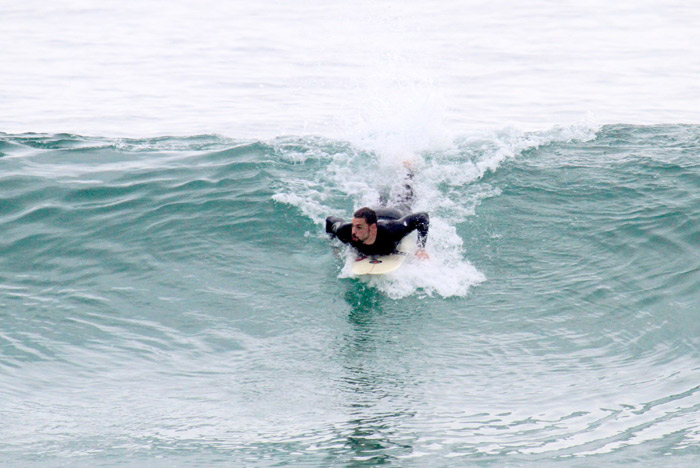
[1,125,699,466]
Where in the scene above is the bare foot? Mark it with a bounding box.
[415,249,430,260]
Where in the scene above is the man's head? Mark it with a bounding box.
[351,207,378,244]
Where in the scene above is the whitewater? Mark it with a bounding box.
[2,1,700,467]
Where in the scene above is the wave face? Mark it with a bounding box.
[1,125,700,466]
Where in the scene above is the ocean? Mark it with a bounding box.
[2,1,700,467]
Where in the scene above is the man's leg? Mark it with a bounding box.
[389,167,415,213]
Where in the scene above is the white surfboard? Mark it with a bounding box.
[350,234,416,275]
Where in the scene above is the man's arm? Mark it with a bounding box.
[325,216,352,244]
[400,212,429,248]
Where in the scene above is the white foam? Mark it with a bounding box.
[274,118,600,298]
[360,244,487,300]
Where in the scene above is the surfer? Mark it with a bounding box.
[325,167,430,259]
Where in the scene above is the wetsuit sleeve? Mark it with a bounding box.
[325,216,352,244]
[400,212,429,248]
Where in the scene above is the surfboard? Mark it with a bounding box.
[350,234,416,275]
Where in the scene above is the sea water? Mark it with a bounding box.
[2,1,700,467]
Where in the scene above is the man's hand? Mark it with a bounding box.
[415,248,430,260]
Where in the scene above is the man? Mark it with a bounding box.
[325,168,430,259]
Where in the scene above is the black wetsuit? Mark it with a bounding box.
[325,168,428,256]
[325,208,429,256]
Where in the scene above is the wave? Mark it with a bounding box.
[2,124,700,463]
[3,123,697,301]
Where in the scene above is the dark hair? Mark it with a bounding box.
[353,207,377,225]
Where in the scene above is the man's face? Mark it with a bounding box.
[351,217,371,243]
